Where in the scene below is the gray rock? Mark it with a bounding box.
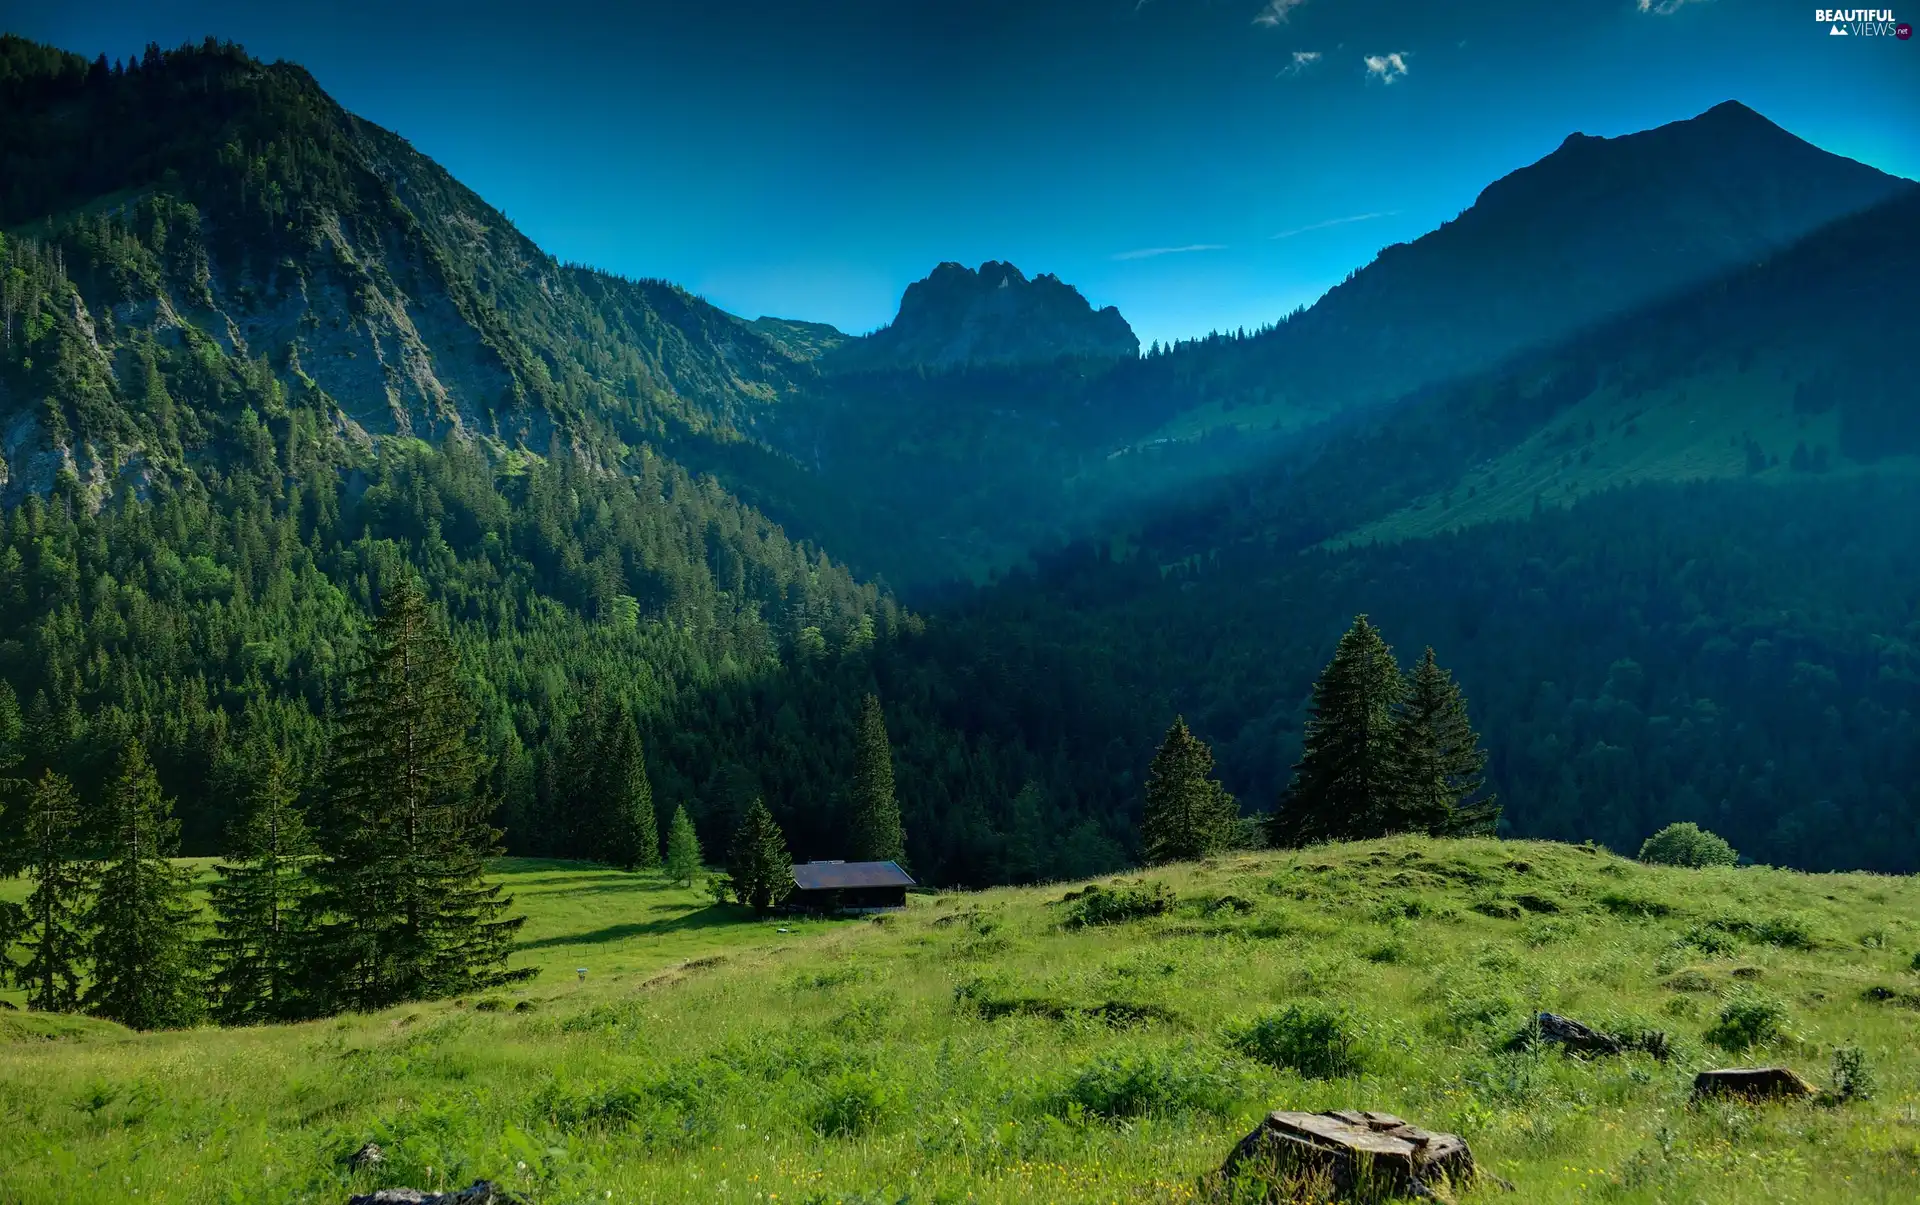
[1692,1066,1817,1101]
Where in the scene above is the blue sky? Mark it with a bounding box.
[5,0,1917,345]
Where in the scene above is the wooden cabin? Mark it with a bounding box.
[789,860,915,913]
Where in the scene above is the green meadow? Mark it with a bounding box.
[4,839,1920,1204]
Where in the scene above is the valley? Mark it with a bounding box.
[0,21,1917,1203]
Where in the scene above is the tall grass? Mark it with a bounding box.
[3,840,1919,1203]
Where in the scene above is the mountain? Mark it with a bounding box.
[745,315,849,363]
[0,36,1130,886]
[900,180,1920,874]
[826,260,1139,371]
[700,102,1911,590]
[1170,100,1911,428]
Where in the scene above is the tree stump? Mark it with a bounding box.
[1534,1012,1625,1056]
[1219,1109,1476,1201]
[1691,1067,1816,1101]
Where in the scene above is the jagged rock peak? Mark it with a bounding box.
[840,260,1138,371]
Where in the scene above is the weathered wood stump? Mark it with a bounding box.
[348,1181,526,1205]
[1691,1067,1817,1101]
[1535,1012,1625,1056]
[1219,1109,1476,1201]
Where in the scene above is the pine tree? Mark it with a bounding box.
[11,770,92,1012]
[1141,716,1238,864]
[1391,648,1499,836]
[1001,781,1047,884]
[560,691,608,858]
[665,804,703,888]
[207,738,319,1024]
[598,707,659,871]
[849,693,904,864]
[86,741,201,1030]
[309,575,530,1013]
[1271,615,1407,847]
[726,798,793,912]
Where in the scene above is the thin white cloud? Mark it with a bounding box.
[1111,244,1229,261]
[1253,0,1310,26]
[1269,211,1398,240]
[1638,0,1709,12]
[1363,51,1410,84]
[1279,50,1323,76]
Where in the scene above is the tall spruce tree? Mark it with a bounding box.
[309,575,530,1012]
[207,738,319,1024]
[10,770,91,1012]
[86,741,201,1030]
[849,693,905,863]
[726,798,793,912]
[665,804,703,887]
[598,707,659,871]
[1392,648,1499,836]
[1141,716,1239,864]
[560,690,609,859]
[1271,615,1407,847]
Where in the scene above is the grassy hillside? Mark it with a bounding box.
[1328,355,1920,549]
[4,839,1919,1203]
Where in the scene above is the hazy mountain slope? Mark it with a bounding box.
[710,102,1910,588]
[1161,101,1911,430]
[1131,181,1920,562]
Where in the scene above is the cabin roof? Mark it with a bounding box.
[791,860,916,890]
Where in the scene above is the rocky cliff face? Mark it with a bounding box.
[830,260,1138,371]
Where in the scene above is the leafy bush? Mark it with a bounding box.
[1680,925,1738,957]
[1639,822,1739,868]
[1704,991,1787,1052]
[1227,1003,1367,1079]
[1059,1046,1241,1118]
[1911,951,1920,973]
[1067,882,1176,927]
[809,1070,893,1136]
[1708,914,1818,950]
[1830,1045,1876,1102]
[1599,891,1673,919]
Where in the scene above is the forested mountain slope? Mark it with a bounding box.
[0,36,1127,888]
[902,186,1920,873]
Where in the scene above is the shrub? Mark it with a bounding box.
[1708,913,1818,950]
[1680,925,1738,957]
[1639,822,1738,868]
[1830,1045,1876,1102]
[1228,1003,1367,1079]
[1704,991,1786,1052]
[1067,882,1176,927]
[1060,1046,1241,1118]
[1911,951,1920,973]
[1599,891,1672,919]
[809,1070,893,1136]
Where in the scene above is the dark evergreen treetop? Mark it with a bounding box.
[86,740,202,1030]
[1141,716,1237,864]
[1272,616,1407,847]
[726,798,793,913]
[849,693,904,864]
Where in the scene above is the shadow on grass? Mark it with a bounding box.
[516,904,763,950]
[515,881,696,900]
